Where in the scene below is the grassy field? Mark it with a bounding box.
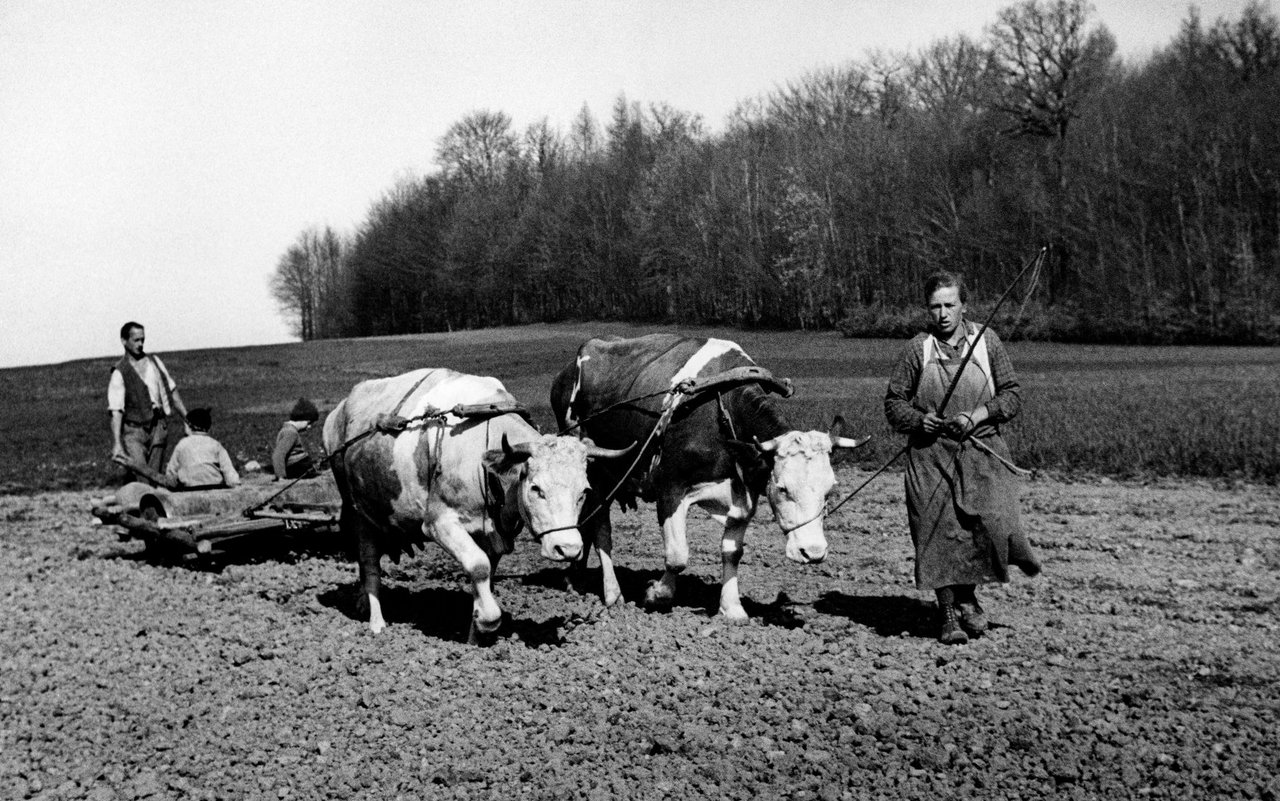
[3,322,1278,493]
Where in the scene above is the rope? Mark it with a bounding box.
[968,437,1033,477]
[938,246,1047,414]
[558,387,678,436]
[1010,250,1048,339]
[790,246,1049,532]
[527,413,668,541]
[539,378,724,539]
[241,410,441,517]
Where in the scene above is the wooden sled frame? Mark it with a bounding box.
[90,474,343,558]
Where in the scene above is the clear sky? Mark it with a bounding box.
[0,0,1257,368]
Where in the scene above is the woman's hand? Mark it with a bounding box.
[921,412,948,436]
[945,406,990,439]
[944,413,974,440]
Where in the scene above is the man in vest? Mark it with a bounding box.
[108,321,191,484]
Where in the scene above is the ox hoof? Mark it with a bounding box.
[468,625,501,647]
[367,618,386,635]
[468,615,504,647]
[719,606,749,623]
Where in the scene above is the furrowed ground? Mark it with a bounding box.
[2,323,1277,799]
[1,470,1277,800]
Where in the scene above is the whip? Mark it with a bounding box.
[822,245,1049,519]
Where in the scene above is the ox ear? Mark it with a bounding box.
[492,433,534,465]
[828,415,850,440]
[724,437,761,463]
[481,445,524,548]
[725,438,773,493]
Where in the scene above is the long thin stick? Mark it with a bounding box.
[826,245,1048,518]
[937,246,1047,416]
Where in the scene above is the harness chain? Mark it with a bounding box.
[542,370,782,540]
[242,396,527,519]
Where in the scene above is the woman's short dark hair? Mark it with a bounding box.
[923,272,966,303]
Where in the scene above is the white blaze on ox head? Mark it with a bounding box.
[758,427,869,563]
[492,434,632,562]
[487,434,587,562]
[758,431,837,564]
[524,435,594,561]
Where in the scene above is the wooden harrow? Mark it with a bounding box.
[90,474,343,558]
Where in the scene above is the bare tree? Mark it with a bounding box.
[270,226,347,340]
[988,0,1116,144]
[435,110,519,187]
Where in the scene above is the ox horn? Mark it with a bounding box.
[828,414,871,450]
[582,438,637,460]
[501,434,537,459]
[830,434,872,450]
[755,435,783,453]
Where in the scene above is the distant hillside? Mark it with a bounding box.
[4,323,1278,494]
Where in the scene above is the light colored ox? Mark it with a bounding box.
[324,368,627,643]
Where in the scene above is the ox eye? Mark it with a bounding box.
[776,486,791,498]
[530,485,546,499]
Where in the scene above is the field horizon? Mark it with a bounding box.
[4,321,1279,494]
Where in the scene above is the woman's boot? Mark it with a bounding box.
[936,586,968,645]
[955,584,988,636]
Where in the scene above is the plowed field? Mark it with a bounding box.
[3,471,1278,800]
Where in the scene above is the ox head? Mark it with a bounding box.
[742,419,870,564]
[482,434,632,562]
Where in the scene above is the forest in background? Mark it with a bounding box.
[271,1,1280,346]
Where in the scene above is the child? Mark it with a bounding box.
[113,406,239,489]
[273,398,320,480]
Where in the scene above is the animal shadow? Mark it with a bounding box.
[316,582,569,647]
[814,591,938,639]
[521,564,805,628]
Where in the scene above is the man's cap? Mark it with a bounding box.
[187,407,212,430]
[290,398,320,422]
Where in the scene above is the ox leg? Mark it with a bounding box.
[701,484,753,622]
[716,516,751,622]
[645,496,690,608]
[590,513,623,608]
[355,523,387,635]
[576,504,624,603]
[428,519,503,644]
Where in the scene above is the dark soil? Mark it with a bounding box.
[2,471,1278,800]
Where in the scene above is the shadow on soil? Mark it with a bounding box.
[814,591,939,639]
[520,564,807,628]
[316,582,570,648]
[107,529,350,571]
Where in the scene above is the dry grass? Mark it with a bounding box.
[3,323,1277,493]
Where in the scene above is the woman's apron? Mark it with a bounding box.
[905,329,1031,590]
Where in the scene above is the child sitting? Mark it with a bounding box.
[273,398,320,480]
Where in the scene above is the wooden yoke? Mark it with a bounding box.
[675,366,794,400]
[373,400,533,435]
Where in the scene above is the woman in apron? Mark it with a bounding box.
[884,271,1041,644]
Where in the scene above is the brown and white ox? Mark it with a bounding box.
[551,335,868,622]
[324,368,627,643]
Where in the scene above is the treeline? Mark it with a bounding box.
[272,0,1280,345]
